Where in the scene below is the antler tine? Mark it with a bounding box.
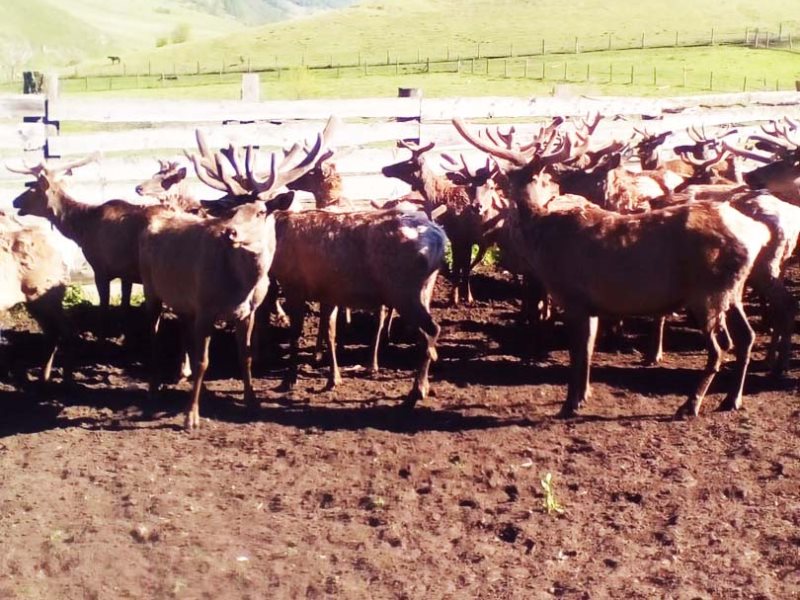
[452,118,528,166]
[6,159,45,176]
[440,152,460,167]
[49,153,100,175]
[219,144,243,179]
[721,140,774,164]
[496,125,516,149]
[687,125,703,143]
[213,152,249,196]
[577,111,602,135]
[185,152,229,193]
[677,145,729,171]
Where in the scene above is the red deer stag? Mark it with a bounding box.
[453,117,770,418]
[139,123,335,430]
[10,155,169,329]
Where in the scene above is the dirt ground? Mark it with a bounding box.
[0,265,798,600]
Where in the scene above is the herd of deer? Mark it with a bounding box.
[1,112,799,430]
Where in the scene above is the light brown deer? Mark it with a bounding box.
[453,117,770,418]
[0,212,70,383]
[140,125,333,430]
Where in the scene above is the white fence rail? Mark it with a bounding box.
[1,90,800,206]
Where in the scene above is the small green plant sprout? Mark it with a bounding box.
[541,472,565,515]
[62,284,90,309]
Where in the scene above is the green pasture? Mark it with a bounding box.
[3,46,795,100]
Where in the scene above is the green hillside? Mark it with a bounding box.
[96,0,799,72]
[0,0,241,68]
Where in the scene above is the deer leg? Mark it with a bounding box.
[559,315,598,418]
[185,326,212,431]
[321,304,341,390]
[400,292,440,411]
[280,297,306,391]
[449,243,467,306]
[643,316,666,365]
[370,305,388,375]
[759,278,796,377]
[145,298,163,397]
[314,305,327,364]
[94,274,111,338]
[718,303,755,412]
[235,312,258,410]
[676,314,723,418]
[120,280,133,310]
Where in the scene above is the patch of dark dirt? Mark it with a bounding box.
[0,265,798,599]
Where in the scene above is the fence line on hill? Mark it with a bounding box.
[2,24,796,91]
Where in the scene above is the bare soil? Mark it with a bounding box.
[1,266,799,600]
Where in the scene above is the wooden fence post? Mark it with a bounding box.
[563,62,567,81]
[744,27,749,45]
[586,63,590,82]
[675,31,679,47]
[609,63,613,83]
[607,33,612,50]
[574,36,579,54]
[710,27,715,45]
[630,65,634,84]
[641,32,645,49]
[653,66,657,85]
[541,39,545,55]
[743,76,747,91]
[709,71,714,91]
[241,73,260,101]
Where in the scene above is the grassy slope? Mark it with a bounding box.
[0,0,241,67]
[104,0,800,72]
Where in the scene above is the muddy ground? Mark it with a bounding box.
[0,266,798,600]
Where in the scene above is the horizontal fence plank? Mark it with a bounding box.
[48,97,422,123]
[422,92,800,120]
[46,120,419,156]
[0,122,51,151]
[0,95,46,120]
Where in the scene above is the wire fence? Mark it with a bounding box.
[2,25,797,94]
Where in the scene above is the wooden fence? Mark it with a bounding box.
[2,88,800,207]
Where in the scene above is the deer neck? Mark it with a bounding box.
[46,186,93,242]
[315,170,345,209]
[417,164,451,206]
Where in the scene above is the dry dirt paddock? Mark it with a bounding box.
[0,266,798,600]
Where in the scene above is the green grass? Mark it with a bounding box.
[62,0,799,78]
[0,0,239,69]
[17,46,797,100]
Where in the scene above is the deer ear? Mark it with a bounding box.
[266,190,295,213]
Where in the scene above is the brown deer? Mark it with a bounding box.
[10,155,169,326]
[140,125,334,430]
[453,117,769,418]
[382,140,486,305]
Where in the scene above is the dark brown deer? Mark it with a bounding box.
[453,117,769,418]
[382,140,485,305]
[10,155,169,323]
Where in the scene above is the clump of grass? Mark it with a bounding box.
[541,472,565,515]
[62,284,91,309]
